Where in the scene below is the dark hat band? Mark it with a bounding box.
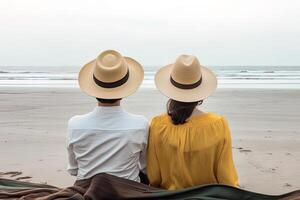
[170,76,202,89]
[93,70,129,88]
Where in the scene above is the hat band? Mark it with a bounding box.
[170,76,202,89]
[93,70,129,88]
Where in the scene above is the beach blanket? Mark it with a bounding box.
[0,173,299,200]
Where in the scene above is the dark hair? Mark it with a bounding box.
[96,98,121,104]
[167,99,203,125]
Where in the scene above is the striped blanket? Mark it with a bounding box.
[0,173,299,200]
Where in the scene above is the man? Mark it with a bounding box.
[66,50,148,182]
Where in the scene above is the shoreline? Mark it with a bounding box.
[0,87,299,194]
[1,83,300,89]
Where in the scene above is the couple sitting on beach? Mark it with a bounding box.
[67,49,239,191]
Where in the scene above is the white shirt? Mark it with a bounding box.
[66,106,149,182]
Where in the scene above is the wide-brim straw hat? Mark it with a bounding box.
[155,55,217,102]
[78,50,144,99]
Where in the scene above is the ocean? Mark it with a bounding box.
[1,66,300,89]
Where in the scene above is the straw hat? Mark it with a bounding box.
[155,55,217,102]
[78,50,144,99]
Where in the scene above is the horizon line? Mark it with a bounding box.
[1,65,300,68]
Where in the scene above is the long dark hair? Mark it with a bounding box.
[167,99,203,125]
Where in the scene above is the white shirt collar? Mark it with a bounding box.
[93,106,124,113]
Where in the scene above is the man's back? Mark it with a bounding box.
[67,106,148,182]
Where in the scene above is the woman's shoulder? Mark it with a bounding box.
[205,112,227,121]
[150,113,170,126]
[189,112,225,122]
[189,112,230,129]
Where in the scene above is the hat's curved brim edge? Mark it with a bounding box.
[155,64,218,102]
[78,57,144,99]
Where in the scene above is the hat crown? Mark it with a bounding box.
[93,50,128,83]
[171,55,202,85]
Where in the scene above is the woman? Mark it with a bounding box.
[147,55,239,190]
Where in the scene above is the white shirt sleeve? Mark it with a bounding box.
[66,122,78,176]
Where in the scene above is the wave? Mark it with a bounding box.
[1,68,300,88]
[0,70,47,74]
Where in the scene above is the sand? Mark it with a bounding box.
[0,87,299,194]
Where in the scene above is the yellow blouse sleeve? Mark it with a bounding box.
[217,118,239,187]
[146,119,162,187]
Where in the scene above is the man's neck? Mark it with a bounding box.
[98,101,121,107]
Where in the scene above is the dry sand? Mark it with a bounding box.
[0,87,299,194]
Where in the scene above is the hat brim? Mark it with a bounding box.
[155,64,218,102]
[78,57,144,99]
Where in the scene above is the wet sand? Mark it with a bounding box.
[0,87,299,194]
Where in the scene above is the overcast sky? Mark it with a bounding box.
[0,0,300,67]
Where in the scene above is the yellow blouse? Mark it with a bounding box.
[146,113,239,190]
